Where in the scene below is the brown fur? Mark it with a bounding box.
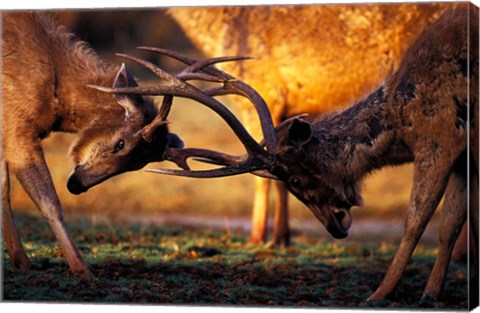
[2,12,182,276]
[267,7,478,301]
[169,3,453,245]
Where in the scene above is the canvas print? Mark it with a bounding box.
[1,1,479,310]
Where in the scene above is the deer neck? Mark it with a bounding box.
[311,86,411,182]
[52,49,123,133]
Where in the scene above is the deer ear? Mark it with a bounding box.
[287,118,312,146]
[167,133,184,149]
[113,63,143,119]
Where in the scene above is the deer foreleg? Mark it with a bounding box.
[271,181,290,246]
[2,161,31,269]
[423,172,467,299]
[249,177,271,244]
[368,157,452,301]
[11,150,92,278]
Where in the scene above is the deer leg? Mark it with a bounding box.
[10,148,92,278]
[265,111,290,246]
[422,171,467,299]
[367,156,452,302]
[241,106,273,245]
[452,158,479,263]
[2,161,31,269]
[451,224,469,262]
[249,177,271,244]
[271,181,290,246]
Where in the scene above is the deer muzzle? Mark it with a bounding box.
[328,207,352,239]
[67,165,110,195]
[333,207,352,230]
[67,175,87,195]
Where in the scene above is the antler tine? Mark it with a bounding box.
[181,55,252,77]
[116,53,181,85]
[164,147,245,171]
[146,159,268,178]
[118,50,238,85]
[138,47,202,69]
[158,95,173,121]
[146,146,279,179]
[178,56,251,83]
[137,47,241,82]
[138,46,277,154]
[140,95,173,143]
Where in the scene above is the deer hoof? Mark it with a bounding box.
[419,295,439,308]
[71,267,95,280]
[12,252,31,270]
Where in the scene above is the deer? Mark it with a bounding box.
[95,6,478,302]
[168,3,452,246]
[1,12,190,277]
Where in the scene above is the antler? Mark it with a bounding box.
[138,47,277,153]
[88,48,277,177]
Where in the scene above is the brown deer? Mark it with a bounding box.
[1,12,185,277]
[99,6,478,302]
[168,3,451,245]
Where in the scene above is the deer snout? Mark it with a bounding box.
[67,166,90,195]
[329,207,352,239]
[333,208,352,230]
[67,172,88,195]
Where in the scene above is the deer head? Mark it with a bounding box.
[66,64,183,195]
[268,117,357,239]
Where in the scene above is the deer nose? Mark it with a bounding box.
[67,174,87,195]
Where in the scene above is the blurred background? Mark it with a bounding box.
[6,7,432,244]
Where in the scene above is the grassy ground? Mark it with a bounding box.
[2,212,468,309]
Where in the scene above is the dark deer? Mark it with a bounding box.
[1,12,186,277]
[99,7,478,302]
[169,3,451,245]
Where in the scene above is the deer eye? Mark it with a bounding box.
[288,176,302,189]
[113,139,125,153]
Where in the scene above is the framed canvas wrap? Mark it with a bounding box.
[1,1,479,311]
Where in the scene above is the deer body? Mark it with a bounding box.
[169,3,450,245]
[2,12,181,276]
[268,7,477,300]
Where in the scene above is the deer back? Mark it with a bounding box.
[170,3,451,121]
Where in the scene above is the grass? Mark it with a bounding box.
[2,212,469,308]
